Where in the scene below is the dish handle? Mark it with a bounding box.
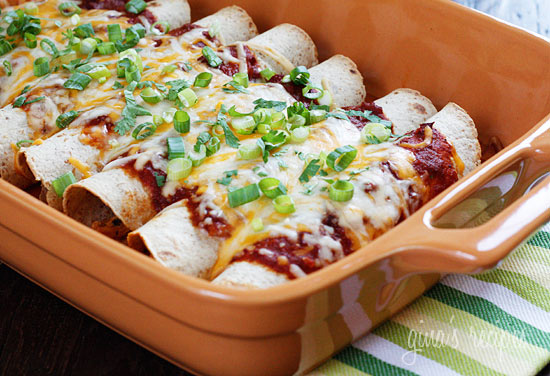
[379,116,550,275]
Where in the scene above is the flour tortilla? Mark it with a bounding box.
[194,5,258,45]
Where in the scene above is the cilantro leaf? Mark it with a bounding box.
[253,98,287,112]
[114,82,151,135]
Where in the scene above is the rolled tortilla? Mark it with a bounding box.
[125,89,436,279]
[245,24,319,74]
[309,55,366,108]
[194,6,258,45]
[212,102,480,289]
[140,0,191,30]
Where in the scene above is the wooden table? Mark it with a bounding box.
[1,1,549,375]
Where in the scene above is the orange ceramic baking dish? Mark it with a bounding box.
[1,0,550,375]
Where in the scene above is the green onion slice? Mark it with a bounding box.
[360,122,391,144]
[189,144,206,166]
[193,72,212,88]
[24,33,37,49]
[40,39,59,57]
[273,195,295,214]
[3,60,12,76]
[58,1,82,16]
[124,63,141,83]
[302,84,323,99]
[329,180,354,202]
[289,115,306,128]
[151,21,170,35]
[228,184,260,208]
[33,57,50,77]
[167,137,185,160]
[108,24,123,42]
[167,158,192,181]
[52,172,77,197]
[70,14,80,25]
[289,66,310,86]
[64,72,91,90]
[326,145,358,172]
[24,2,39,15]
[271,112,286,129]
[310,109,327,124]
[15,140,33,149]
[88,66,111,80]
[251,218,264,232]
[79,37,97,55]
[162,64,177,74]
[206,136,221,155]
[260,68,275,81]
[253,108,271,125]
[259,178,287,199]
[125,0,147,14]
[238,143,262,160]
[173,110,190,133]
[257,123,271,134]
[140,87,162,104]
[232,72,249,88]
[132,121,157,140]
[56,110,80,129]
[177,88,197,107]
[97,42,116,55]
[290,127,310,143]
[202,46,222,67]
[231,116,256,135]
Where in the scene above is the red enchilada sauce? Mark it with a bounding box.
[232,215,354,279]
[122,161,232,238]
[398,123,459,199]
[342,101,389,130]
[80,0,156,23]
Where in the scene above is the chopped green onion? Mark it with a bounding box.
[119,49,143,72]
[74,23,95,38]
[0,40,12,56]
[302,84,323,99]
[3,60,12,76]
[173,110,190,133]
[124,63,141,83]
[58,2,81,17]
[238,143,262,160]
[228,184,260,208]
[33,57,50,77]
[212,124,225,138]
[70,14,80,26]
[151,21,170,35]
[15,140,33,149]
[329,180,354,202]
[153,114,164,126]
[257,123,271,134]
[79,37,97,55]
[52,172,77,197]
[140,87,162,104]
[64,72,91,90]
[88,65,111,80]
[189,144,206,166]
[162,64,177,74]
[310,109,327,124]
[271,112,286,129]
[154,172,165,187]
[289,115,306,128]
[206,136,221,155]
[290,127,310,143]
[97,42,116,55]
[202,46,222,67]
[260,68,275,81]
[126,0,147,14]
[193,72,213,88]
[272,195,295,214]
[251,218,264,232]
[289,66,310,85]
[231,116,256,135]
[259,178,287,199]
[327,145,358,172]
[360,122,391,144]
[56,110,80,129]
[24,2,39,15]
[108,24,123,42]
[233,72,249,88]
[162,108,177,123]
[177,88,197,107]
[299,159,321,183]
[132,122,157,140]
[167,137,185,160]
[253,108,271,125]
[24,33,37,49]
[166,158,192,181]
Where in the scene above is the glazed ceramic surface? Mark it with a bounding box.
[1,0,550,375]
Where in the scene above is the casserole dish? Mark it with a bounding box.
[1,0,550,374]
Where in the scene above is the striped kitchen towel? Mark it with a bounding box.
[314,222,550,376]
